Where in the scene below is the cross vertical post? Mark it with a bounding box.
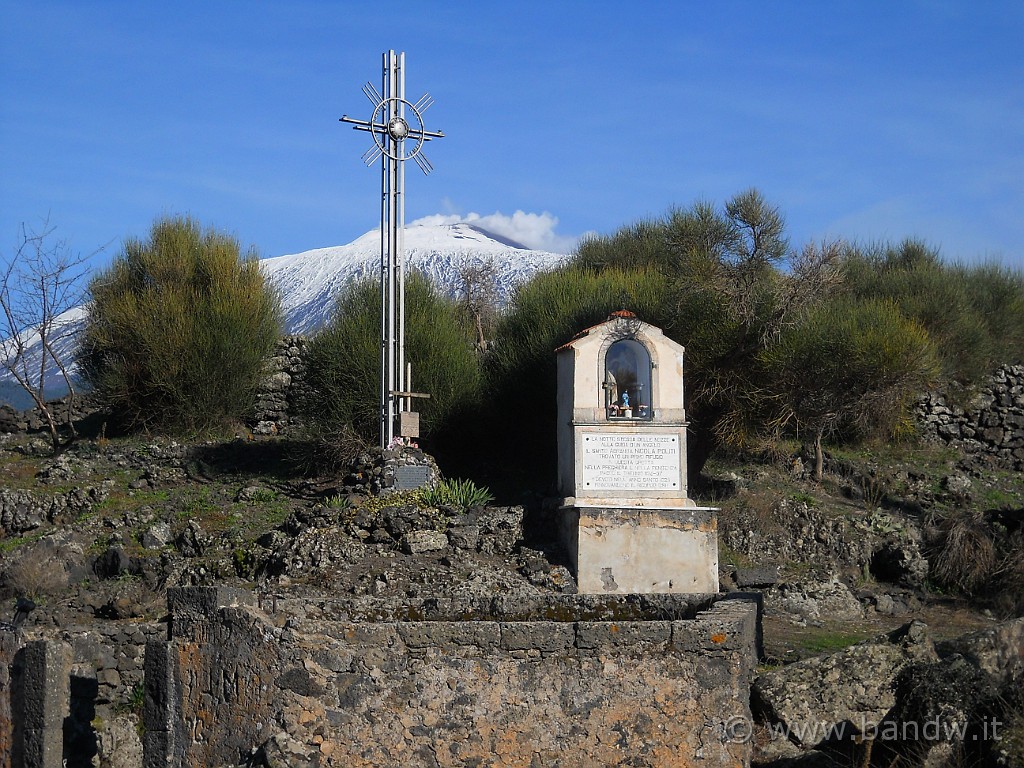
[340,51,444,448]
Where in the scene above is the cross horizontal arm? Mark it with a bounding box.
[339,115,375,129]
[339,116,445,140]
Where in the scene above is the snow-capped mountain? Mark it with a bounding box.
[0,222,568,407]
[264,222,567,334]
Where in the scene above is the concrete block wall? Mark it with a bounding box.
[145,587,760,768]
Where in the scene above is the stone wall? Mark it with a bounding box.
[0,337,311,439]
[64,622,166,767]
[0,622,165,768]
[251,335,309,436]
[916,364,1024,467]
[145,587,760,768]
[0,485,108,537]
[0,393,100,435]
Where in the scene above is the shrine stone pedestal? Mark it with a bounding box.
[555,311,718,594]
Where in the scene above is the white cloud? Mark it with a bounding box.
[410,210,581,254]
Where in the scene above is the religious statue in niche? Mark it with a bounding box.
[604,338,652,419]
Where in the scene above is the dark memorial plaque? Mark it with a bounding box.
[395,465,431,491]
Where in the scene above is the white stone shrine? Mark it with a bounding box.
[556,311,719,593]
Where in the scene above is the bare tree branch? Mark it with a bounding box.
[456,259,501,350]
[0,216,99,450]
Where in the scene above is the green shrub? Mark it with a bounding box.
[420,477,494,509]
[482,190,808,483]
[325,494,352,510]
[760,297,940,478]
[302,272,482,460]
[79,215,282,433]
[842,240,1024,383]
[483,263,671,486]
[475,193,1021,492]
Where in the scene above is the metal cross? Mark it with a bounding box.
[340,50,445,448]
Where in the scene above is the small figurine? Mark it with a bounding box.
[622,391,630,408]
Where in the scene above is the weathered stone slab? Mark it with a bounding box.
[399,530,448,555]
[499,622,574,653]
[735,565,780,588]
[580,432,681,492]
[145,590,760,768]
[574,620,672,649]
[397,621,501,650]
[394,465,431,491]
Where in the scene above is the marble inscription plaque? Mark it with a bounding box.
[581,433,680,491]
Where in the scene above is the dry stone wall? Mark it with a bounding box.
[0,622,164,768]
[917,364,1024,467]
[0,393,100,435]
[144,587,759,768]
[0,486,107,537]
[251,335,310,435]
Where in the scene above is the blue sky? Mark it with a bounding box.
[1,1,1022,270]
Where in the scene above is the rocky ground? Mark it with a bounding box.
[0,426,1021,767]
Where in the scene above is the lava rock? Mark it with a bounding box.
[94,546,134,579]
[141,522,173,549]
[753,621,937,748]
[735,565,780,588]
[446,525,480,551]
[400,530,448,555]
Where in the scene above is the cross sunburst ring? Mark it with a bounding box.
[341,85,445,174]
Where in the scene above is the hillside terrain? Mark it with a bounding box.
[0,407,1021,765]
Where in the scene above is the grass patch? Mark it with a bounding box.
[827,440,960,470]
[177,494,292,542]
[797,628,873,655]
[0,531,46,553]
[718,543,754,569]
[801,631,868,655]
[245,502,290,531]
[0,454,41,489]
[982,487,1021,509]
[242,486,278,504]
[95,488,170,516]
[177,487,218,519]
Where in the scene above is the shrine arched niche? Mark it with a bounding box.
[602,338,653,420]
